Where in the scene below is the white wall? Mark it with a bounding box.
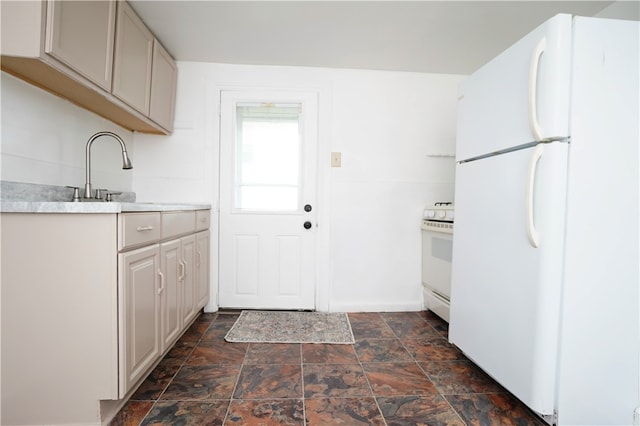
[328,68,461,311]
[595,0,639,20]
[133,62,465,312]
[1,64,464,313]
[0,72,135,193]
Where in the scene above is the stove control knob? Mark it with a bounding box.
[446,211,455,220]
[424,210,435,218]
[437,210,447,219]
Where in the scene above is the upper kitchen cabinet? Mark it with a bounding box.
[149,41,177,132]
[113,2,176,133]
[45,1,115,91]
[112,1,153,116]
[0,0,177,135]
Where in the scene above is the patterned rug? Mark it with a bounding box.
[224,311,355,344]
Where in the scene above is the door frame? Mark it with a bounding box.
[211,84,332,312]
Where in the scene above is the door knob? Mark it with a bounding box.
[303,221,312,229]
[304,204,313,212]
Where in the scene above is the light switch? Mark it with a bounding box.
[331,152,342,167]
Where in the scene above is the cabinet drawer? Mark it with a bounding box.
[162,211,195,240]
[119,212,161,250]
[195,210,210,231]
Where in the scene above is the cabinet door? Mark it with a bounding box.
[45,0,115,91]
[160,239,182,351]
[118,244,161,397]
[112,0,152,114]
[196,231,210,308]
[150,40,177,132]
[181,235,197,325]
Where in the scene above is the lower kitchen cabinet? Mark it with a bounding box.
[196,230,211,308]
[118,210,210,397]
[159,232,204,353]
[0,207,210,426]
[160,238,182,350]
[1,213,120,426]
[118,244,162,396]
[180,234,198,326]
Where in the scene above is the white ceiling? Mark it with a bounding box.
[130,1,637,75]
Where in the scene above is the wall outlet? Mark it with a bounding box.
[331,152,342,168]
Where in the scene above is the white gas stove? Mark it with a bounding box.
[421,202,454,322]
[422,202,454,233]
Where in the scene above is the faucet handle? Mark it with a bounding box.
[105,191,122,202]
[94,188,108,200]
[66,186,81,202]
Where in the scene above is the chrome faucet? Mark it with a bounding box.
[84,131,133,199]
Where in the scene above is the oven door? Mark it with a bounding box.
[421,223,453,299]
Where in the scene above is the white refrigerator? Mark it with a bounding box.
[450,14,639,426]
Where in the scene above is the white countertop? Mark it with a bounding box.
[1,201,212,213]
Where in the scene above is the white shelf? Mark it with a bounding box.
[426,153,456,158]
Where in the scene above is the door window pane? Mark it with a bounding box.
[235,103,302,211]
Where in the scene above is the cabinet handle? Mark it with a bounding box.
[157,270,165,295]
[178,261,185,282]
[196,251,201,267]
[136,226,154,232]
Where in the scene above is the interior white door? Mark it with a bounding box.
[218,90,318,310]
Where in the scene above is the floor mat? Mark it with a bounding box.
[224,311,355,344]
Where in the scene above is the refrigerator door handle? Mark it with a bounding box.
[528,38,546,142]
[526,144,543,248]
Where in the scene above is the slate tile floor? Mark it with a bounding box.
[111,311,546,425]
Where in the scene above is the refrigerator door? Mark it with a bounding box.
[556,17,640,425]
[449,142,568,416]
[456,14,571,162]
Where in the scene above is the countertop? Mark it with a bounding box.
[0,181,211,213]
[1,201,212,214]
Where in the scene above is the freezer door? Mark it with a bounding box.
[449,142,568,416]
[456,14,571,161]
